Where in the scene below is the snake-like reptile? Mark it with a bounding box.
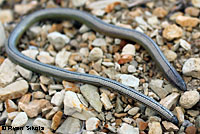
[6,8,187,124]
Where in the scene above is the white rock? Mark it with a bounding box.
[77,93,89,107]
[148,122,162,134]
[127,65,136,73]
[149,79,168,99]
[163,50,177,62]
[72,0,87,7]
[0,58,18,87]
[128,107,140,116]
[102,62,114,67]
[122,117,134,124]
[86,117,100,131]
[80,48,89,57]
[179,39,191,50]
[89,47,103,61]
[147,16,159,26]
[72,109,96,120]
[87,0,127,10]
[29,26,42,36]
[14,1,38,15]
[162,121,179,131]
[135,16,149,28]
[92,38,106,47]
[56,117,81,134]
[117,123,139,134]
[33,118,51,128]
[63,91,83,115]
[79,25,90,33]
[47,32,70,50]
[0,22,6,47]
[182,58,200,78]
[160,93,180,109]
[0,9,13,23]
[51,90,65,107]
[22,49,39,59]
[40,75,52,85]
[192,0,200,8]
[121,44,135,56]
[179,91,200,109]
[11,112,28,127]
[119,74,139,88]
[15,65,32,80]
[80,84,102,112]
[37,51,54,64]
[55,49,71,68]
[0,80,28,101]
[8,112,19,120]
[91,9,105,16]
[100,93,113,110]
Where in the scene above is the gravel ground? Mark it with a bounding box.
[0,0,200,134]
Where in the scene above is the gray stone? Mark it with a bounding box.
[92,38,106,47]
[149,79,168,99]
[182,58,200,79]
[119,74,139,88]
[160,93,180,109]
[15,65,32,80]
[80,84,102,112]
[179,90,199,109]
[33,118,51,128]
[89,47,103,61]
[0,80,28,101]
[117,123,139,134]
[0,58,18,87]
[11,112,28,127]
[56,117,82,134]
[55,49,71,68]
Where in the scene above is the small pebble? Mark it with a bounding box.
[179,39,191,50]
[148,122,162,134]
[117,123,139,134]
[55,49,71,68]
[37,51,54,64]
[162,24,183,41]
[120,74,140,88]
[182,58,200,79]
[86,117,100,131]
[185,7,200,17]
[89,47,103,61]
[179,91,199,109]
[11,112,28,127]
[160,93,180,109]
[121,44,135,56]
[92,38,106,47]
[153,7,168,18]
[14,1,38,15]
[163,50,177,61]
[51,91,65,107]
[80,84,102,112]
[0,9,13,23]
[72,0,87,7]
[162,121,179,131]
[128,107,140,116]
[47,32,70,50]
[192,0,200,8]
[100,93,113,110]
[176,16,200,27]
